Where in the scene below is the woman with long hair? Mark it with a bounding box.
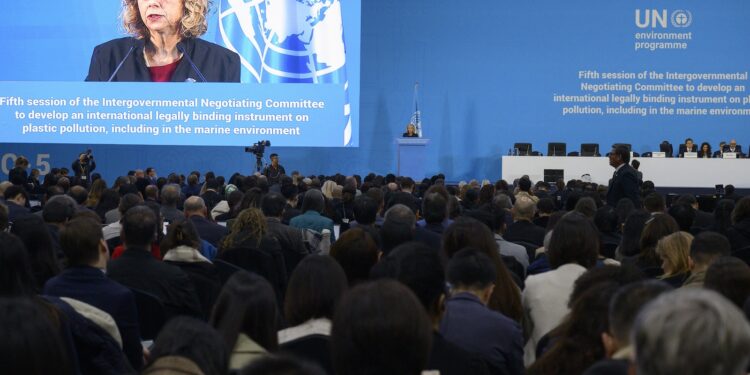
[210,271,279,371]
[441,217,523,323]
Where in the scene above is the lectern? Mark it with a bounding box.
[396,138,430,178]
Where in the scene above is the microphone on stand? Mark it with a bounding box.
[177,43,207,82]
[107,44,136,82]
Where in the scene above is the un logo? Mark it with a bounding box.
[671,10,692,28]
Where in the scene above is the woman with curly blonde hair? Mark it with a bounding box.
[216,208,288,304]
[86,0,240,82]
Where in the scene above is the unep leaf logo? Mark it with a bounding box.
[671,10,692,28]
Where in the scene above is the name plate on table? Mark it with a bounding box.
[652,152,666,158]
[684,152,697,158]
[724,152,738,159]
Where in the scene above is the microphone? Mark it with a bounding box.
[177,42,207,83]
[107,44,136,82]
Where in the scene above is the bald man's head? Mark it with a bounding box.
[184,196,207,218]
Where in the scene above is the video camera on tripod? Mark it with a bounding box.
[244,140,271,172]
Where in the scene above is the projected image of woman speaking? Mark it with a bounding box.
[86,0,240,82]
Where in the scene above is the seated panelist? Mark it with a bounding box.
[697,142,712,158]
[723,139,744,157]
[678,138,698,158]
[86,0,240,82]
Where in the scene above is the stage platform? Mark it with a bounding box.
[501,156,750,189]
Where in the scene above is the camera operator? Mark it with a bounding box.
[262,153,285,185]
[72,150,96,186]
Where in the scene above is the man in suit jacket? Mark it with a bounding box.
[108,206,203,319]
[678,138,698,157]
[44,217,143,370]
[606,145,640,208]
[440,249,524,375]
[504,196,546,247]
[261,192,309,273]
[723,139,744,157]
[185,196,228,248]
[3,185,30,223]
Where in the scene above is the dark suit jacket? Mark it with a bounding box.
[606,164,640,207]
[44,266,143,370]
[107,247,203,319]
[86,37,240,82]
[724,145,744,154]
[266,217,308,274]
[678,144,698,157]
[6,201,30,223]
[440,293,524,375]
[427,332,490,375]
[504,220,546,247]
[189,215,229,247]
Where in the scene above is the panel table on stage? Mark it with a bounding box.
[501,156,750,188]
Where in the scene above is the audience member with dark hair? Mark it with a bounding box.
[331,280,433,375]
[582,280,672,375]
[351,194,378,227]
[627,213,679,274]
[44,217,143,370]
[711,198,736,235]
[94,188,120,222]
[442,216,523,322]
[528,282,618,375]
[524,211,599,363]
[617,210,650,258]
[4,184,30,222]
[441,248,523,375]
[420,188,450,234]
[642,192,665,214]
[727,196,750,251]
[0,297,74,375]
[108,206,203,318]
[211,271,279,371]
[379,204,416,255]
[704,256,750,309]
[103,192,143,248]
[330,227,379,286]
[262,192,309,274]
[278,256,347,374]
[633,289,750,375]
[684,231,732,288]
[533,197,555,228]
[290,189,335,240]
[145,316,229,375]
[160,219,221,319]
[10,214,61,290]
[370,242,490,375]
[574,197,597,219]
[668,203,696,233]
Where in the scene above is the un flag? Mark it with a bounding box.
[217,0,352,145]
